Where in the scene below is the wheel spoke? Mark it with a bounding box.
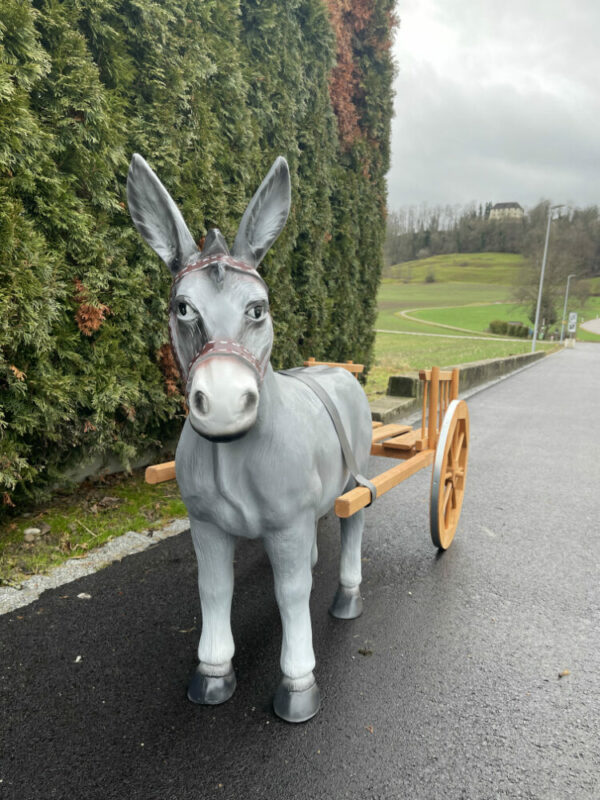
[442,481,452,513]
[444,486,455,524]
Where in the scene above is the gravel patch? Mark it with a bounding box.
[0,517,189,615]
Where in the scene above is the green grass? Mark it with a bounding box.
[365,252,567,399]
[411,297,600,341]
[378,278,514,310]
[576,296,600,341]
[411,302,528,333]
[0,470,186,586]
[365,334,556,398]
[383,252,525,284]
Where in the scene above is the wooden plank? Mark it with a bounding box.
[372,421,383,429]
[451,367,460,400]
[415,434,430,451]
[371,423,412,443]
[145,461,176,484]
[335,449,435,518]
[428,366,439,449]
[303,358,364,374]
[370,442,415,460]
[380,430,420,450]
[419,368,454,381]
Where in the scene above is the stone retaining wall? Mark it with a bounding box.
[371,350,548,423]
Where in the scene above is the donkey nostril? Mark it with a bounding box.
[241,391,258,414]
[194,390,209,415]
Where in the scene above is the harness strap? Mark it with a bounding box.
[278,368,377,507]
[185,340,266,391]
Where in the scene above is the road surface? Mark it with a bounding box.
[1,344,599,799]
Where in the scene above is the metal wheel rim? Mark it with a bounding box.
[430,399,469,549]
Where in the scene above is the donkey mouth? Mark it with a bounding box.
[192,426,252,443]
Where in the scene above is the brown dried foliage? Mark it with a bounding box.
[74,279,110,336]
[157,343,182,397]
[324,1,396,149]
[325,0,364,148]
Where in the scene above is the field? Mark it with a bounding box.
[365,252,599,398]
[383,252,525,284]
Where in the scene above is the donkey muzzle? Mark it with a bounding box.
[186,342,262,440]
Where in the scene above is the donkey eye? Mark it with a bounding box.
[247,302,267,321]
[176,300,198,321]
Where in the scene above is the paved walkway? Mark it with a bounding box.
[1,345,599,799]
[375,327,521,342]
[580,317,600,334]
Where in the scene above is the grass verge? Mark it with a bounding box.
[0,470,186,587]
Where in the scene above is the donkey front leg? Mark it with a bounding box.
[187,520,237,706]
[264,521,320,723]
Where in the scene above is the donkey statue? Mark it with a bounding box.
[127,154,372,722]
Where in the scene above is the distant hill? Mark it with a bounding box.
[382,252,525,285]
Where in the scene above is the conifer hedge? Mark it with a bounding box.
[0,0,395,507]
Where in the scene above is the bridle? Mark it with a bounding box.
[168,253,270,393]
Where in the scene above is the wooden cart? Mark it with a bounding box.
[146,363,469,550]
[335,365,469,549]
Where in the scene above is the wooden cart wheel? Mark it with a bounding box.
[430,399,469,550]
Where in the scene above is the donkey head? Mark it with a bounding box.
[127,154,291,441]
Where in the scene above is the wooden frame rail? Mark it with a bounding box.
[303,357,364,376]
[335,449,434,517]
[419,367,459,450]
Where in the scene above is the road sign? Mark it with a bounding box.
[568,312,577,334]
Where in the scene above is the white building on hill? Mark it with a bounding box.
[489,202,524,221]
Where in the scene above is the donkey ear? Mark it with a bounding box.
[232,156,291,268]
[127,154,199,274]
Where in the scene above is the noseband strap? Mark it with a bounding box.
[184,339,266,394]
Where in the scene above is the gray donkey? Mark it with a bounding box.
[127,154,372,722]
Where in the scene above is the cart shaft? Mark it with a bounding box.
[335,449,434,518]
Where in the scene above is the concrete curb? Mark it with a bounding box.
[0,517,190,615]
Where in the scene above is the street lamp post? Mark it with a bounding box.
[559,273,577,343]
[531,203,564,353]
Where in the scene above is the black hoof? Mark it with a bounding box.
[187,664,236,705]
[329,584,363,619]
[273,677,320,723]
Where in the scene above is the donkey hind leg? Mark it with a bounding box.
[264,522,320,723]
[311,522,318,570]
[187,521,237,706]
[329,505,365,620]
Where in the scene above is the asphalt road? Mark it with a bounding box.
[2,344,599,800]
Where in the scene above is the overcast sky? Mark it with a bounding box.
[388,0,600,211]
